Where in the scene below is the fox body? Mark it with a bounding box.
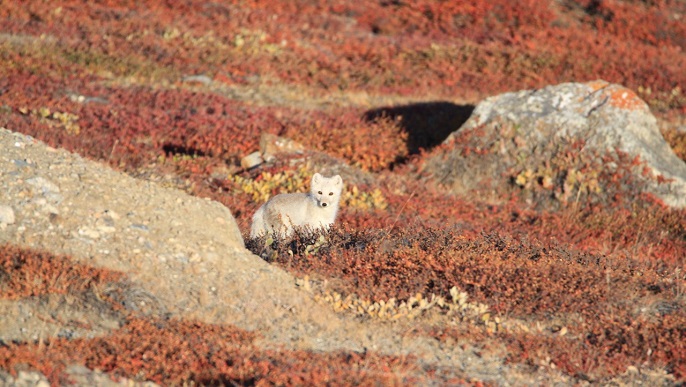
[250,173,344,238]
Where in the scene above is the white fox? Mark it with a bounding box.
[250,173,344,238]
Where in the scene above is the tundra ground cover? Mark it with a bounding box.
[1,0,685,384]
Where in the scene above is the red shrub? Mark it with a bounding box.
[0,245,122,300]
[0,317,433,385]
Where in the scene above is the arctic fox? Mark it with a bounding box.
[250,173,344,238]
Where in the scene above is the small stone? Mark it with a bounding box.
[68,93,87,103]
[130,223,149,231]
[12,159,32,168]
[104,209,120,220]
[26,176,60,194]
[182,74,213,85]
[78,227,101,239]
[260,132,305,161]
[240,151,264,169]
[36,380,50,387]
[0,205,15,224]
[16,371,50,387]
[96,225,116,233]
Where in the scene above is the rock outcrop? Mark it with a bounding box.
[427,80,686,207]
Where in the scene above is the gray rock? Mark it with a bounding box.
[26,176,60,194]
[12,159,33,168]
[130,223,149,231]
[433,80,686,207]
[26,176,64,204]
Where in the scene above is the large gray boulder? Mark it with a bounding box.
[427,80,686,208]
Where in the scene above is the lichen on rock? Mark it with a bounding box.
[427,80,686,208]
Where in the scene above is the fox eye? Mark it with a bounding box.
[318,191,322,195]
[329,192,333,195]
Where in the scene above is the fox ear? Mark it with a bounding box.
[312,173,322,184]
[334,175,342,186]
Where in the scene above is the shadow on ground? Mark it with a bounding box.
[364,101,475,154]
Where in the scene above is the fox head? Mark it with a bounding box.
[310,173,343,208]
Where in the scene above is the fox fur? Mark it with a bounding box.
[250,173,344,238]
